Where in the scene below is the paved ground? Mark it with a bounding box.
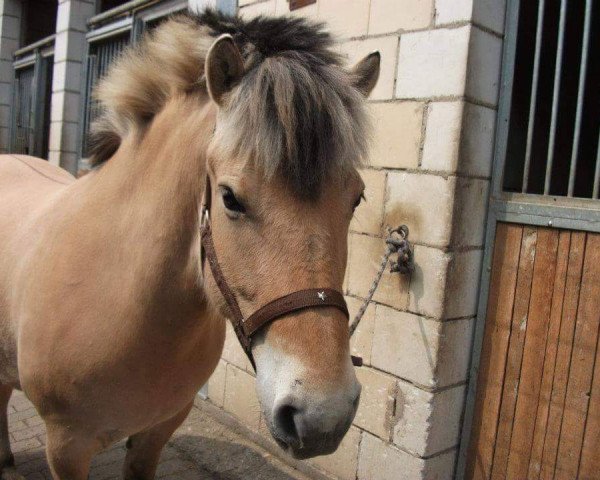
[6,391,307,480]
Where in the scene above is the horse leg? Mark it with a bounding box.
[123,401,193,480]
[0,385,24,480]
[45,423,98,480]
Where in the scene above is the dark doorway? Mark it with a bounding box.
[22,0,57,45]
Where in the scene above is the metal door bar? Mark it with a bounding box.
[522,0,545,193]
[544,0,567,195]
[594,130,600,199]
[567,0,592,197]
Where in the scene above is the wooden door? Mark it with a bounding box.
[466,223,600,480]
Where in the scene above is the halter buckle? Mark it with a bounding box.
[200,204,210,228]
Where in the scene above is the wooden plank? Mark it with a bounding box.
[527,231,571,478]
[490,226,538,480]
[579,329,600,479]
[465,223,523,480]
[578,236,600,478]
[506,228,560,478]
[539,232,586,478]
[555,233,600,479]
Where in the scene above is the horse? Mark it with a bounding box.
[0,9,380,479]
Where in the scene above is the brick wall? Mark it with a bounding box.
[206,1,506,479]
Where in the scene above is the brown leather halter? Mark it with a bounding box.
[199,175,360,370]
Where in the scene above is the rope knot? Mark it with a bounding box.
[386,225,414,274]
[349,224,414,338]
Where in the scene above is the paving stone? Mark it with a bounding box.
[10,395,32,412]
[15,453,47,471]
[8,420,27,433]
[11,437,42,453]
[5,391,307,479]
[24,415,44,428]
[9,408,37,423]
[23,469,48,478]
[11,424,46,442]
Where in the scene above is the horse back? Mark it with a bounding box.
[0,154,74,245]
[0,154,75,186]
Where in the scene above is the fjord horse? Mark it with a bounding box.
[0,10,380,479]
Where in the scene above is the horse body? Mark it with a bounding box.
[0,9,380,479]
[0,156,74,386]
[0,99,225,475]
[4,103,222,398]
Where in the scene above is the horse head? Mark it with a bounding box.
[201,19,380,458]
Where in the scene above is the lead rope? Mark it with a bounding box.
[349,225,413,337]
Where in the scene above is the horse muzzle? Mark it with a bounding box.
[268,384,361,459]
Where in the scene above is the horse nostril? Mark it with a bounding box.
[274,403,301,445]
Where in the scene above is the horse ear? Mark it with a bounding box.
[205,34,244,106]
[350,51,381,97]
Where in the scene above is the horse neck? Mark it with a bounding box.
[86,94,215,313]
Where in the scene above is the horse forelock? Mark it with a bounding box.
[89,9,370,199]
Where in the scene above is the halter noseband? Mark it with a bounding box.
[199,175,358,370]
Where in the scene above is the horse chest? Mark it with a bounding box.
[20,307,225,436]
[100,323,224,430]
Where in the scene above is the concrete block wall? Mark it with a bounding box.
[0,0,21,153]
[48,0,95,174]
[206,1,506,479]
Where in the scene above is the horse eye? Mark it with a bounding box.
[221,187,246,213]
[353,193,365,211]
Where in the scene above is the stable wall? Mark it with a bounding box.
[205,1,506,479]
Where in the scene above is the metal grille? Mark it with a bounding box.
[81,32,130,157]
[503,0,600,199]
[12,66,35,155]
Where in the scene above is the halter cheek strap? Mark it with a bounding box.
[199,175,360,370]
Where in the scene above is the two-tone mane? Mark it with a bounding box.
[90,10,371,197]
